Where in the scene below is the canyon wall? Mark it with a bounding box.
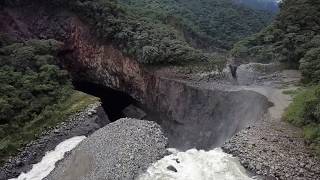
[146,78,271,149]
[1,4,271,149]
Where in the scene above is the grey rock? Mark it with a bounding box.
[122,105,147,119]
[45,118,168,180]
[167,165,178,172]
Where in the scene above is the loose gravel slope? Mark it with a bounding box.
[45,118,168,180]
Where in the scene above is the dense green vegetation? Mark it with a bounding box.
[0,35,98,164]
[231,0,320,77]
[119,0,274,50]
[284,86,320,154]
[2,0,212,65]
[3,0,273,66]
[300,47,320,83]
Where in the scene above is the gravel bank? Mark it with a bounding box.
[45,118,168,180]
[0,103,109,180]
[222,71,320,180]
[223,115,320,180]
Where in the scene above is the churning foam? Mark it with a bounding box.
[10,136,86,180]
[138,148,253,180]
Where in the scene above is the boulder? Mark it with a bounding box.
[45,118,168,180]
[122,105,147,119]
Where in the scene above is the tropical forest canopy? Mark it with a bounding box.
[119,0,275,50]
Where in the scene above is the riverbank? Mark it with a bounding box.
[0,102,109,180]
[222,70,320,179]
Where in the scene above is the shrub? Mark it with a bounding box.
[300,48,320,83]
[284,86,320,154]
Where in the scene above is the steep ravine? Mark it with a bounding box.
[0,5,272,149]
[1,4,313,180]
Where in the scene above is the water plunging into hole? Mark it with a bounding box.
[138,148,254,180]
[73,81,138,121]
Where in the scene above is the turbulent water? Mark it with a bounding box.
[8,137,254,180]
[138,148,253,180]
[10,136,86,180]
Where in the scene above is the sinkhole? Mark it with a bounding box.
[73,81,138,122]
[72,79,272,151]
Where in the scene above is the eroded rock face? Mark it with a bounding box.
[44,118,168,180]
[145,78,271,150]
[0,5,148,101]
[63,18,147,101]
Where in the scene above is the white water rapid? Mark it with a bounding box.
[138,148,254,180]
[9,138,255,180]
[10,136,86,180]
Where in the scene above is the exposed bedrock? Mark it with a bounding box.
[1,5,271,150]
[45,118,168,180]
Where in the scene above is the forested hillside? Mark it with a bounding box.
[232,0,320,83]
[119,0,274,50]
[231,0,320,154]
[0,35,98,164]
[3,0,273,66]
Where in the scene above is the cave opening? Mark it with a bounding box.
[73,81,138,122]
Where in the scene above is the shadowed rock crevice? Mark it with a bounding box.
[73,81,138,122]
[73,76,272,151]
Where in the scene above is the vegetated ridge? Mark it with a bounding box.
[119,0,275,51]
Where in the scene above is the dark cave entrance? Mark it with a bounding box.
[73,81,138,122]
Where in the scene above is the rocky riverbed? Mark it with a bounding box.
[0,103,109,180]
